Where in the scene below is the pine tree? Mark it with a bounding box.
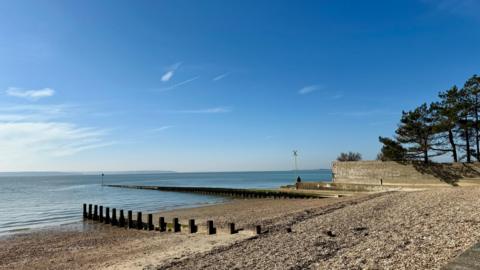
[378,137,407,161]
[395,103,439,163]
[433,86,462,162]
[457,87,475,162]
[464,75,480,161]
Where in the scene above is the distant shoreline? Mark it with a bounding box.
[0,169,331,177]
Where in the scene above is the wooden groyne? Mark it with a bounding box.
[83,203,259,235]
[105,184,339,199]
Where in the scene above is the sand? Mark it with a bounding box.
[2,188,479,270]
[0,197,354,270]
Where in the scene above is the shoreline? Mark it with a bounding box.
[0,195,359,270]
[0,196,234,239]
[2,187,478,269]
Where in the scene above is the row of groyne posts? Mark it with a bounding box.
[83,203,263,235]
[106,184,325,199]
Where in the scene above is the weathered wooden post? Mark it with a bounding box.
[173,218,181,232]
[128,211,133,228]
[83,204,87,218]
[256,225,262,235]
[88,204,92,219]
[93,205,98,220]
[137,212,143,230]
[159,217,166,232]
[207,220,216,235]
[99,206,104,222]
[148,214,153,231]
[119,210,125,227]
[229,223,237,234]
[189,219,197,233]
[105,207,110,224]
[111,208,117,226]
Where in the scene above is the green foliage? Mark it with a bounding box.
[377,137,407,161]
[380,74,480,163]
[337,152,362,162]
[395,103,439,163]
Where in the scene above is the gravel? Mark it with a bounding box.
[155,188,480,270]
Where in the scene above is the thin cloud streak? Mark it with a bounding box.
[161,71,174,82]
[422,0,480,18]
[331,92,344,100]
[158,76,200,92]
[0,104,73,121]
[167,107,232,114]
[213,72,230,81]
[298,85,319,95]
[6,87,55,100]
[161,62,182,82]
[152,126,173,132]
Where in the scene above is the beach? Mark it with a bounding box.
[1,188,479,269]
[0,196,355,270]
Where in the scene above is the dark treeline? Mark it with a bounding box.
[378,75,480,164]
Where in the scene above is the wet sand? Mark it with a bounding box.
[0,196,357,270]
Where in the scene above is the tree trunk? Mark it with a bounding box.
[423,138,429,164]
[466,123,471,163]
[475,96,480,161]
[448,129,458,162]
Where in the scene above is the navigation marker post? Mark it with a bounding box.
[293,150,301,186]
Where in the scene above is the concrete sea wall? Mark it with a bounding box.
[331,161,480,185]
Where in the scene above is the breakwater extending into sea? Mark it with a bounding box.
[0,170,331,235]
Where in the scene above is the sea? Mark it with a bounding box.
[0,170,331,236]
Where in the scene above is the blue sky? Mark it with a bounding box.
[0,0,479,172]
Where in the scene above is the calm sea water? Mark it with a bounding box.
[0,170,331,235]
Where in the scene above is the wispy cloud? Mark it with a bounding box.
[0,104,72,121]
[167,106,232,114]
[298,85,320,95]
[331,92,344,100]
[161,62,182,82]
[213,72,230,82]
[158,76,200,92]
[422,0,480,18]
[6,87,55,100]
[161,71,174,82]
[0,104,111,162]
[152,125,173,132]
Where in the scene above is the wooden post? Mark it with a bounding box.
[159,217,166,232]
[99,206,104,222]
[105,207,110,224]
[207,220,216,235]
[256,225,262,235]
[93,205,98,220]
[83,204,87,218]
[119,210,125,227]
[173,218,181,233]
[229,223,237,234]
[88,204,92,219]
[137,212,142,230]
[128,211,133,229]
[111,208,117,226]
[189,219,197,233]
[148,214,153,231]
